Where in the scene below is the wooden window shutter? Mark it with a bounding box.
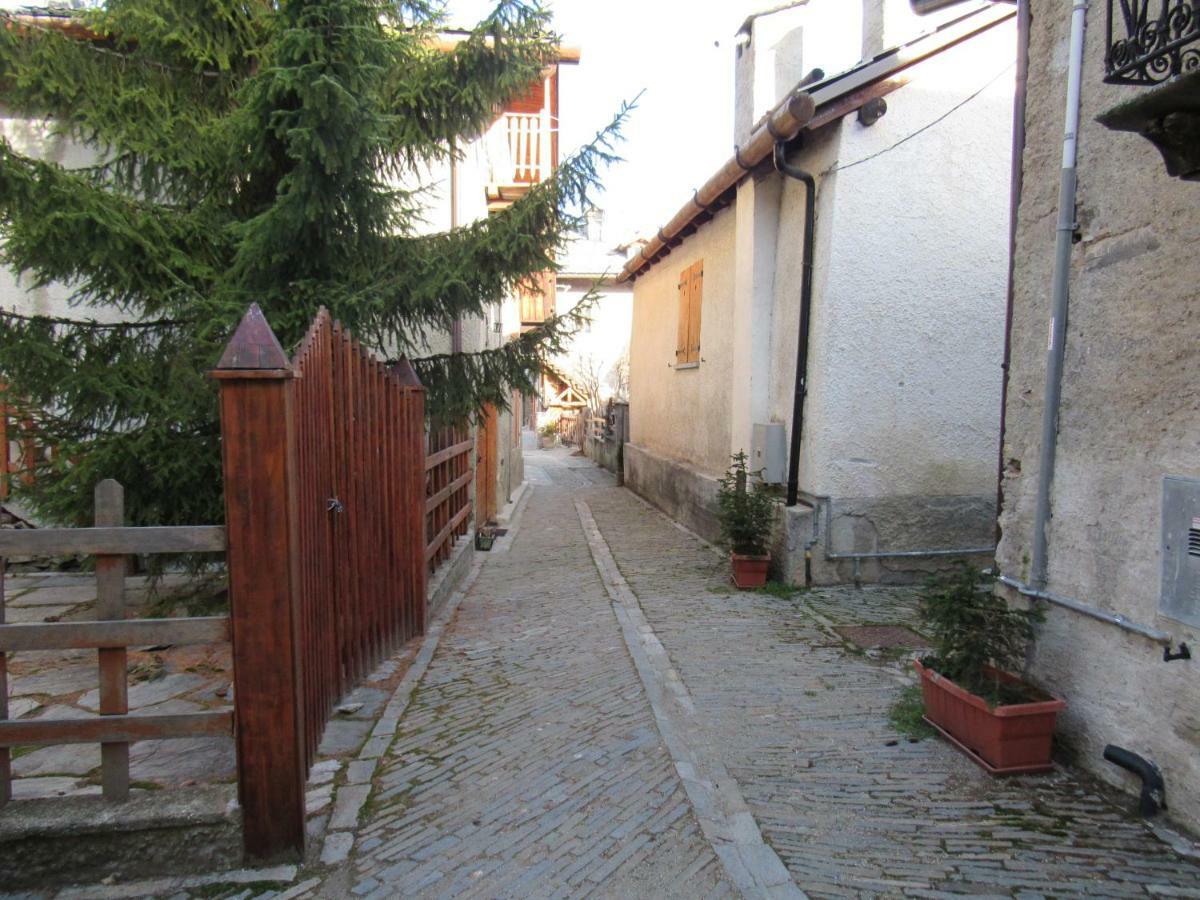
[676,269,690,364]
[675,260,703,365]
[686,262,703,363]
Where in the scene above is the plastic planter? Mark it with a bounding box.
[914,658,1065,775]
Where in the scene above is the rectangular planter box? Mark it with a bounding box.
[731,553,769,589]
[914,659,1065,775]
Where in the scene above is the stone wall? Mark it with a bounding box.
[997,1,1200,834]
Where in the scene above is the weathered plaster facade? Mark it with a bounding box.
[996,1,1200,833]
[628,204,738,482]
[627,8,1015,583]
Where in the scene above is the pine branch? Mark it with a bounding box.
[0,141,225,314]
[355,103,630,346]
[382,0,560,164]
[0,12,241,200]
[410,283,602,420]
[0,309,190,329]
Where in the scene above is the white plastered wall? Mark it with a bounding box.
[628,204,737,479]
[797,20,1015,505]
[0,109,117,321]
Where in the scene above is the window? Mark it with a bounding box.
[675,260,703,366]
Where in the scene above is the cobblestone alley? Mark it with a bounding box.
[29,450,1200,899]
[297,449,1200,899]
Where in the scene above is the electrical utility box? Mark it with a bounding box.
[1161,475,1200,627]
[751,423,787,485]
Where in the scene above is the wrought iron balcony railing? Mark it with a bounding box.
[1106,0,1200,85]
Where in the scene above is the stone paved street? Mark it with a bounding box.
[323,452,732,899]
[308,449,1200,899]
[24,448,1200,899]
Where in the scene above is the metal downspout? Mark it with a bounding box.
[1029,0,1088,589]
[773,140,815,509]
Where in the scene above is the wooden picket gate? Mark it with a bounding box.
[214,304,427,861]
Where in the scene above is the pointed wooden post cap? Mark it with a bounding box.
[212,304,294,378]
[389,357,425,391]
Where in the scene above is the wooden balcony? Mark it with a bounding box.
[486,74,559,209]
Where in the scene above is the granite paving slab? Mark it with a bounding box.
[12,743,100,778]
[78,673,208,712]
[9,661,97,697]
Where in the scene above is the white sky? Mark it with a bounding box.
[449,0,771,243]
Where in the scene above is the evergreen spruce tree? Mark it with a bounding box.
[0,0,622,527]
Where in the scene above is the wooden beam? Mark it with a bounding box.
[94,479,129,801]
[424,438,473,471]
[425,503,471,563]
[0,617,231,652]
[215,306,308,864]
[425,470,473,515]
[0,711,233,747]
[806,75,911,132]
[0,525,226,557]
[0,546,8,805]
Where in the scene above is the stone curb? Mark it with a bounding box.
[574,498,806,900]
[51,865,299,900]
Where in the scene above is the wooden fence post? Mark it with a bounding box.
[212,304,306,862]
[95,479,129,800]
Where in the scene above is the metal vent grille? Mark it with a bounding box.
[1162,477,1200,627]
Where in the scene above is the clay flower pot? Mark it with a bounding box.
[731,553,770,589]
[914,658,1065,775]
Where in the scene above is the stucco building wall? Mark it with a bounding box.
[628,204,737,480]
[996,2,1200,832]
[627,16,1015,578]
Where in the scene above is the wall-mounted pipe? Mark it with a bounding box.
[1029,0,1089,589]
[792,488,996,562]
[997,574,1174,646]
[1103,745,1167,816]
[774,141,816,509]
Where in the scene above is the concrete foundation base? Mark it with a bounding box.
[623,443,722,544]
[584,437,622,477]
[0,785,241,889]
[626,443,995,586]
[427,534,474,619]
[777,493,997,585]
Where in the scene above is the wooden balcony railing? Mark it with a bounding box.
[488,111,556,188]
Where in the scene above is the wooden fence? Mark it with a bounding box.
[425,423,472,569]
[214,304,426,861]
[0,304,461,862]
[0,480,230,805]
